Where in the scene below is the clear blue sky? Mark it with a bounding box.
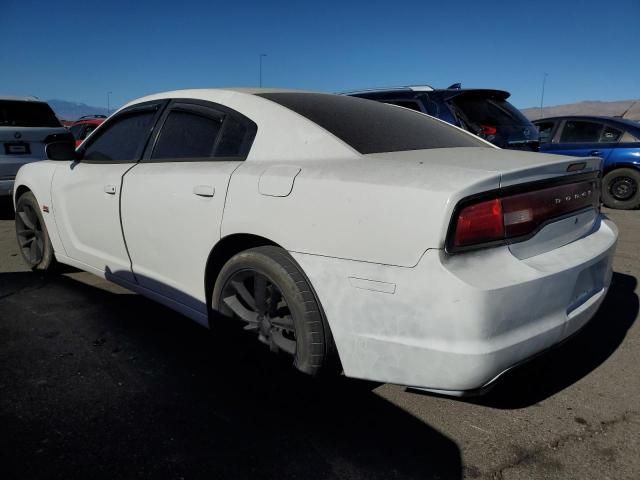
[2,0,638,110]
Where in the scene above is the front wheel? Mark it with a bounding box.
[602,168,640,210]
[15,192,56,271]
[212,246,338,376]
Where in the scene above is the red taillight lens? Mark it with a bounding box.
[450,178,600,251]
[453,198,504,247]
[480,125,497,135]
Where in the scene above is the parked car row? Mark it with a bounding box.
[13,88,617,396]
[3,86,639,208]
[345,84,640,209]
[534,116,640,209]
[0,96,73,197]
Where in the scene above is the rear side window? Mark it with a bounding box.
[215,116,249,156]
[83,110,156,161]
[0,100,61,128]
[450,95,530,127]
[600,126,622,143]
[621,131,640,143]
[152,109,224,159]
[560,121,603,143]
[258,92,487,154]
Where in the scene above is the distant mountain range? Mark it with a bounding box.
[47,99,111,121]
[522,99,640,121]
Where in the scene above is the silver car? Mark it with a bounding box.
[0,96,71,196]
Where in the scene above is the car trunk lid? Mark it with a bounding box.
[367,147,602,257]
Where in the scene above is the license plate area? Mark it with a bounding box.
[567,258,608,314]
[4,142,31,155]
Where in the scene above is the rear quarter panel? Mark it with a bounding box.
[221,157,500,267]
[604,146,640,172]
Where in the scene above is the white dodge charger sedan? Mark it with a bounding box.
[13,89,617,395]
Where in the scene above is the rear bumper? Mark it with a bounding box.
[291,216,617,394]
[0,178,14,197]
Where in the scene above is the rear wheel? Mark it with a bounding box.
[602,168,640,210]
[15,192,56,270]
[212,246,338,376]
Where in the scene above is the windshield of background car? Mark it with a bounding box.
[257,92,489,154]
[0,100,61,128]
[450,95,531,127]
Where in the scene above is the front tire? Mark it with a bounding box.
[212,246,338,376]
[15,192,56,271]
[602,168,640,210]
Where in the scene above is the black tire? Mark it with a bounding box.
[15,191,56,271]
[602,168,640,210]
[212,246,339,376]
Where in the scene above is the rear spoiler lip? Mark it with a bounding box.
[438,89,511,101]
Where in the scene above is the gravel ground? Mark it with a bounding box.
[0,198,638,480]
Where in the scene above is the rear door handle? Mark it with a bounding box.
[193,185,215,197]
[590,150,601,156]
[104,185,116,195]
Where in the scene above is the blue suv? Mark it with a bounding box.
[344,84,539,151]
[534,116,640,209]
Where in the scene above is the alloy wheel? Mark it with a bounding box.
[15,203,44,265]
[220,270,297,355]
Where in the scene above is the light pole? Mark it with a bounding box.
[259,54,267,88]
[107,91,113,115]
[539,73,548,119]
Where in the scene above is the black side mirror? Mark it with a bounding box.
[46,141,77,161]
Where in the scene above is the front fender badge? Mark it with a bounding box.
[42,205,49,213]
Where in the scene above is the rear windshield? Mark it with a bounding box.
[0,100,61,128]
[450,95,530,127]
[257,92,488,154]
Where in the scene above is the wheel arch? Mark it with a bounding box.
[603,160,640,175]
[204,233,280,320]
[13,184,32,208]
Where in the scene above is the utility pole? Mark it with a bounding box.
[259,54,267,87]
[107,91,113,115]
[539,73,548,119]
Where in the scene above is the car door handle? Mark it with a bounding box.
[193,185,215,197]
[590,150,601,156]
[104,185,117,195]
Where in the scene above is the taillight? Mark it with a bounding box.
[480,125,497,136]
[449,176,600,252]
[453,198,504,247]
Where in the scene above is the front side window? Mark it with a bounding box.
[83,110,156,161]
[559,121,603,143]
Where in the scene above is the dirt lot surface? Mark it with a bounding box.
[1,199,638,480]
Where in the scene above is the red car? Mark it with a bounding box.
[68,115,106,147]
